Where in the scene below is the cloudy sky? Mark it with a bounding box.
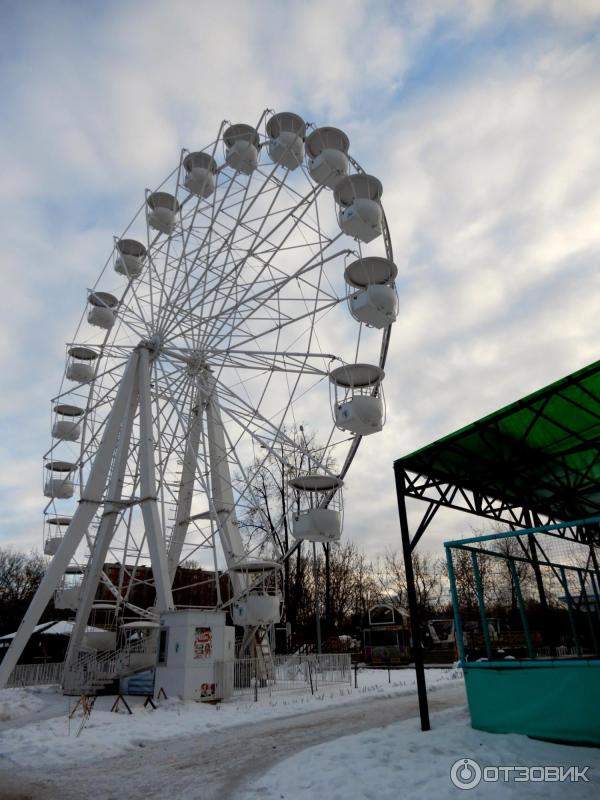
[1,0,599,565]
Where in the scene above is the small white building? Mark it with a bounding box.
[155,609,235,702]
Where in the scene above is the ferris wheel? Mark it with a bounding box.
[0,110,397,684]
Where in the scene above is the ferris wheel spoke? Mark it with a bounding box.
[173,249,338,356]
[151,359,239,569]
[152,367,194,516]
[186,177,294,350]
[162,178,321,345]
[199,240,345,351]
[156,136,225,329]
[157,186,226,339]
[198,184,327,349]
[214,414,284,556]
[213,376,337,477]
[203,349,333,377]
[223,297,340,352]
[159,155,286,337]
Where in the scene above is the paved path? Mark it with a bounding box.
[0,683,466,800]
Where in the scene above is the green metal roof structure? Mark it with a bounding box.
[393,359,600,733]
[395,359,600,530]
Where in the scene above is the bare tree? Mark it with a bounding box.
[291,542,383,640]
[488,535,536,611]
[0,549,46,604]
[236,425,336,631]
[0,548,47,636]
[382,549,445,614]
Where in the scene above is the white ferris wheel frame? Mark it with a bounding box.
[0,112,393,688]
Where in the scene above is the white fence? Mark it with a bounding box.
[4,652,352,699]
[6,661,64,688]
[215,653,351,701]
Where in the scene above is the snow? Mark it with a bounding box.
[0,620,106,640]
[239,707,600,800]
[1,670,596,800]
[0,621,55,641]
[0,667,461,769]
[0,687,45,722]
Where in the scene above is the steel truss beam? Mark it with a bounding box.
[401,467,588,544]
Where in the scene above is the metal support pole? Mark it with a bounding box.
[559,566,581,656]
[138,347,174,612]
[509,559,534,658]
[167,376,204,581]
[588,545,600,625]
[394,462,430,731]
[577,570,598,653]
[0,355,139,688]
[471,551,492,659]
[524,511,548,611]
[445,546,466,662]
[589,568,600,626]
[313,541,322,654]
[64,354,140,671]
[201,372,245,597]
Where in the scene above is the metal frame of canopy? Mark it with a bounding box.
[393,359,600,730]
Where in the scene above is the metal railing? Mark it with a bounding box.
[215,653,351,701]
[6,661,64,688]
[62,637,158,693]
[5,652,351,699]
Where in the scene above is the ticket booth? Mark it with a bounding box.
[155,609,235,701]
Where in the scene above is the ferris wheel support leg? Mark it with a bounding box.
[0,354,140,689]
[63,359,140,673]
[202,374,245,597]
[138,347,174,612]
[167,378,204,582]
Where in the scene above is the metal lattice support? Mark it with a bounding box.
[445,518,600,662]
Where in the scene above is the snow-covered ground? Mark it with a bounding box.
[0,668,460,769]
[0,687,45,722]
[239,706,600,800]
[1,670,596,800]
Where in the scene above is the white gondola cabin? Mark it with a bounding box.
[330,363,385,436]
[44,515,71,556]
[43,460,76,499]
[54,566,84,610]
[229,559,283,627]
[146,191,180,234]
[345,257,398,329]
[224,124,260,175]
[183,151,218,197]
[334,174,383,243]
[87,291,118,331]
[114,238,147,279]
[288,474,343,543]
[266,112,306,171]
[52,403,84,442]
[66,346,98,384]
[305,127,349,189]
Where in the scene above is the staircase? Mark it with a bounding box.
[62,639,158,695]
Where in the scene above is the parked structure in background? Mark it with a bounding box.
[362,604,410,665]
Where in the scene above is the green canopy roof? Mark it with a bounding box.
[395,360,600,522]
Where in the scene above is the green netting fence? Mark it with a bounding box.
[445,518,600,661]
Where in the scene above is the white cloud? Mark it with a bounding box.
[1,0,599,571]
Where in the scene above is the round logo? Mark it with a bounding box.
[450,758,482,789]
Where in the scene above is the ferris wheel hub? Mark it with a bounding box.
[186,353,210,375]
[141,333,164,356]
